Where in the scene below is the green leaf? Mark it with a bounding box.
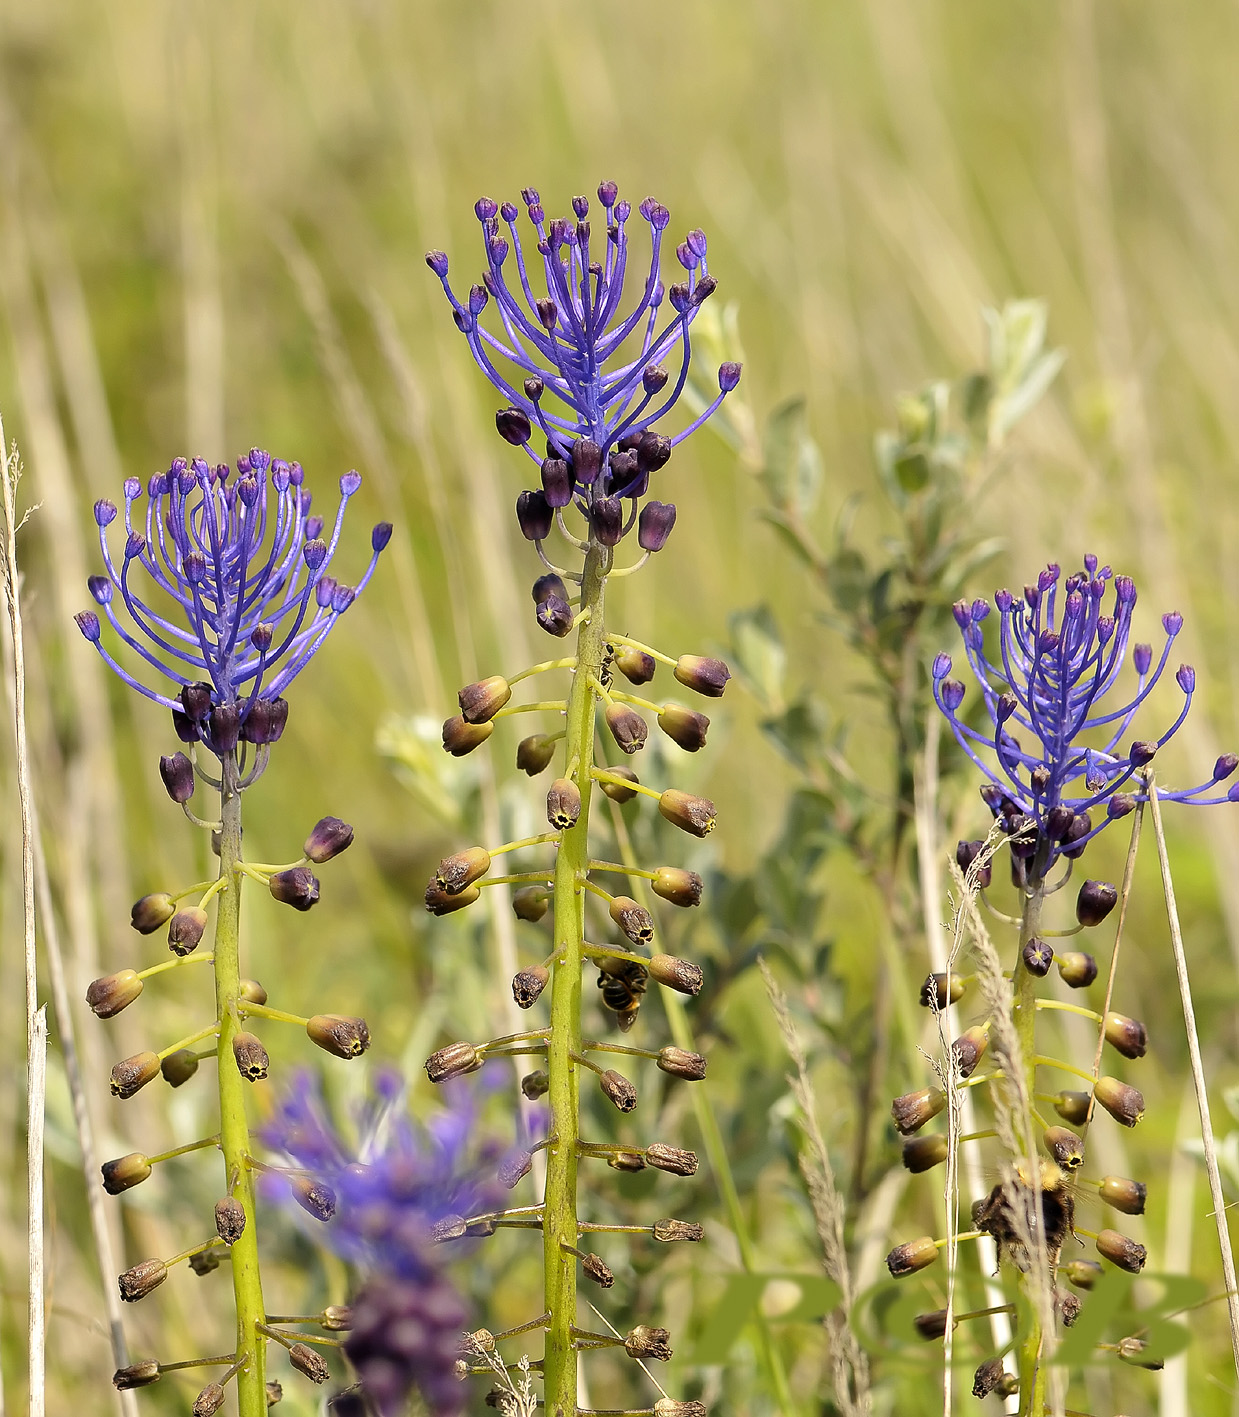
[762,397,823,518]
[729,604,787,709]
[893,448,930,493]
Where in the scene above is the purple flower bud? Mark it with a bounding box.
[537,597,574,638]
[516,490,553,541]
[1115,575,1136,604]
[94,499,117,526]
[251,623,273,652]
[597,180,618,206]
[1107,793,1136,818]
[1129,740,1157,766]
[692,274,718,304]
[75,611,101,642]
[1039,564,1060,592]
[125,531,145,560]
[638,501,677,552]
[1163,611,1183,635]
[87,575,112,605]
[269,866,320,911]
[540,458,573,508]
[208,703,240,754]
[305,816,354,863]
[339,471,362,496]
[1097,615,1115,644]
[532,573,568,605]
[1065,591,1084,619]
[995,588,1014,612]
[315,576,336,608]
[468,284,488,315]
[637,430,672,474]
[1214,754,1239,781]
[591,497,623,546]
[941,680,965,712]
[1176,664,1196,692]
[668,283,692,314]
[241,697,289,744]
[180,682,213,720]
[571,438,602,483]
[159,752,195,803]
[931,653,952,681]
[719,361,743,391]
[952,600,970,629]
[495,407,532,446]
[971,599,990,622]
[643,364,669,394]
[123,476,142,500]
[372,522,393,552]
[1133,642,1152,674]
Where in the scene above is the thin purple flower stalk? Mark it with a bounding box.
[933,556,1237,866]
[75,450,391,754]
[427,183,742,545]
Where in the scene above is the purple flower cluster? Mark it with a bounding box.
[933,557,1236,868]
[427,182,742,552]
[76,452,389,755]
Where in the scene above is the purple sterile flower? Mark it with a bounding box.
[934,557,1233,869]
[77,454,389,754]
[428,183,741,543]
[264,1071,502,1417]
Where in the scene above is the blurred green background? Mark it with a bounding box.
[3,1,1239,1413]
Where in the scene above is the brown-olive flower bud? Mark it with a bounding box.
[608,1150,647,1172]
[1053,1091,1091,1125]
[442,714,493,756]
[919,972,966,1009]
[426,1042,482,1083]
[521,1070,549,1100]
[657,1047,708,1080]
[512,886,550,922]
[1094,1076,1144,1127]
[425,881,482,916]
[1022,937,1054,976]
[674,655,730,698]
[307,1015,371,1059]
[891,1087,946,1135]
[658,704,709,752]
[161,1049,200,1087]
[322,1306,353,1331]
[289,1343,329,1383]
[951,1026,989,1079]
[653,867,703,908]
[658,788,716,837]
[499,1150,533,1188]
[646,1143,698,1176]
[1096,1228,1147,1272]
[606,703,648,754]
[1076,879,1118,927]
[168,906,209,956]
[459,676,512,724]
[1057,1290,1083,1328]
[913,1309,954,1341]
[87,969,144,1019]
[610,895,655,945]
[1117,1335,1162,1369]
[102,1152,153,1194]
[547,777,582,829]
[266,1380,283,1406]
[1064,1259,1103,1289]
[240,978,268,1005]
[600,766,640,803]
[972,1359,1007,1399]
[1043,1126,1085,1170]
[193,1383,226,1416]
[516,734,557,775]
[130,892,176,934]
[114,1360,161,1389]
[649,954,704,996]
[289,1175,337,1222]
[626,1325,673,1360]
[269,867,320,911]
[304,817,354,863]
[159,752,195,803]
[232,1032,269,1081]
[886,1236,940,1277]
[119,1259,167,1302]
[955,839,992,888]
[190,1246,223,1276]
[653,1218,705,1242]
[512,965,549,1008]
[654,1402,707,1417]
[614,646,656,684]
[111,1051,161,1099]
[1104,1012,1148,1060]
[215,1196,246,1244]
[599,1069,638,1112]
[1099,1175,1147,1215]
[1056,951,1098,988]
[901,1135,949,1174]
[581,1252,614,1287]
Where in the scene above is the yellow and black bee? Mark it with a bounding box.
[974,1158,1075,1272]
[596,957,648,1032]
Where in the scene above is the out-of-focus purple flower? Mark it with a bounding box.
[77,453,389,755]
[934,557,1233,869]
[427,184,741,543]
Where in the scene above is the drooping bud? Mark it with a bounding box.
[269,867,320,911]
[426,1041,483,1083]
[159,752,195,803]
[425,881,481,915]
[886,1236,939,1277]
[521,1070,549,1100]
[240,979,268,1004]
[607,1151,647,1173]
[1022,937,1054,976]
[436,846,491,894]
[442,714,494,756]
[168,907,209,956]
[215,1197,247,1244]
[1094,1077,1145,1127]
[321,1306,353,1331]
[266,1380,284,1405]
[232,1032,270,1081]
[512,966,550,1008]
[102,1153,153,1194]
[459,676,512,724]
[289,1343,330,1383]
[512,886,550,922]
[1104,1012,1148,1059]
[499,1150,533,1188]
[913,1310,953,1341]
[972,1359,1007,1399]
[951,1026,989,1078]
[638,501,677,552]
[1053,1091,1091,1125]
[955,839,992,888]
[495,407,532,446]
[1076,879,1118,927]
[111,1052,161,1099]
[658,789,716,837]
[193,1383,226,1416]
[1099,1175,1147,1215]
[180,681,214,721]
[1117,1335,1162,1369]
[674,656,730,698]
[113,1361,161,1390]
[119,1259,167,1302]
[653,867,703,907]
[1057,951,1098,988]
[1095,1228,1147,1272]
[1064,1259,1103,1289]
[307,1015,371,1059]
[901,1135,949,1173]
[653,1218,705,1242]
[536,593,574,637]
[600,766,640,803]
[289,1175,337,1222]
[891,1087,946,1135]
[614,646,657,684]
[591,497,623,545]
[189,1247,223,1276]
[516,734,557,775]
[918,973,965,1009]
[657,1046,708,1080]
[547,777,582,828]
[304,817,354,863]
[609,895,655,945]
[130,893,176,934]
[87,969,144,1018]
[625,1325,673,1360]
[242,697,290,745]
[599,1069,638,1112]
[658,704,709,751]
[606,703,647,754]
[646,1143,698,1176]
[161,1049,200,1087]
[1043,1126,1085,1170]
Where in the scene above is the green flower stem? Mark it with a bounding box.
[156,1022,220,1061]
[1031,1056,1097,1085]
[1015,876,1047,1417]
[137,953,214,980]
[493,699,569,719]
[147,1135,220,1167]
[544,543,609,1417]
[590,769,662,803]
[1035,1000,1102,1023]
[508,657,579,684]
[240,1001,308,1027]
[606,633,676,668]
[585,862,657,881]
[214,754,267,1415]
[480,872,556,888]
[491,832,561,856]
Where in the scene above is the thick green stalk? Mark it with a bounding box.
[215,755,266,1413]
[544,546,609,1417]
[1014,869,1046,1417]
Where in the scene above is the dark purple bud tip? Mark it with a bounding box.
[540,458,573,508]
[250,623,273,653]
[532,573,568,606]
[1107,793,1136,819]
[1129,740,1157,766]
[941,680,965,712]
[643,364,669,394]
[1077,879,1118,927]
[474,196,498,221]
[496,407,532,446]
[87,574,113,606]
[638,501,677,552]
[714,361,742,392]
[637,430,672,475]
[516,490,553,541]
[675,655,730,698]
[955,839,992,888]
[1022,937,1054,977]
[1215,754,1239,782]
[536,594,574,638]
[1133,642,1152,675]
[75,611,101,642]
[371,522,393,552]
[952,599,970,629]
[269,866,320,911]
[1104,1011,1148,1060]
[1061,812,1093,859]
[179,681,213,721]
[591,497,623,547]
[208,703,241,754]
[1176,664,1196,692]
[241,697,289,745]
[304,816,354,863]
[571,437,602,484]
[159,752,195,803]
